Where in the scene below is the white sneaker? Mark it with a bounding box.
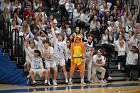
[94,76,100,83]
[68,78,72,85]
[107,76,112,80]
[100,80,106,83]
[81,79,86,84]
[53,80,58,86]
[48,80,51,86]
[27,75,30,78]
[56,11,59,13]
[118,63,121,70]
[81,81,86,84]
[91,81,95,84]
[104,79,108,83]
[51,8,54,10]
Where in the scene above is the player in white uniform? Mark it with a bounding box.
[84,34,95,83]
[51,24,69,85]
[24,41,36,72]
[42,40,58,86]
[29,50,48,86]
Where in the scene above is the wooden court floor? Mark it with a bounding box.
[0,81,140,93]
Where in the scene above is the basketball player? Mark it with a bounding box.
[42,40,58,86]
[29,50,48,86]
[85,34,95,83]
[51,24,69,85]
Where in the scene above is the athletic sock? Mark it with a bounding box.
[33,80,36,83]
[45,80,48,83]
[66,79,68,83]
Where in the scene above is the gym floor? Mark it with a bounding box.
[0,81,140,93]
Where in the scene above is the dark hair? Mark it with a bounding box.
[132,46,139,53]
[42,40,50,45]
[29,41,35,46]
[64,21,70,25]
[34,26,40,31]
[58,33,65,41]
[61,25,66,30]
[87,34,93,38]
[98,49,103,53]
[83,8,90,13]
[34,50,41,56]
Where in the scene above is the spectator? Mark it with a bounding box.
[99,0,112,13]
[2,7,11,21]
[125,44,139,80]
[90,15,101,42]
[0,0,5,13]
[100,16,108,34]
[59,0,67,16]
[90,15,100,31]
[92,49,106,83]
[20,20,30,34]
[13,8,22,19]
[127,31,138,48]
[79,8,90,29]
[35,6,47,20]
[13,0,21,10]
[21,0,32,11]
[11,13,22,25]
[33,0,42,11]
[115,39,126,70]
[65,0,75,21]
[69,35,86,84]
[101,28,112,56]
[23,5,34,20]
[73,4,82,25]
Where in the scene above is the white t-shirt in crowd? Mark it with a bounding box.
[25,46,36,62]
[43,46,54,61]
[93,55,106,67]
[115,43,126,56]
[65,2,74,12]
[126,50,138,65]
[59,0,66,5]
[73,9,81,21]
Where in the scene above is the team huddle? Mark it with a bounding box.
[24,25,108,86]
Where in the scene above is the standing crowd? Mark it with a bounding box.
[0,0,140,86]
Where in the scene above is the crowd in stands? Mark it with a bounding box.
[0,0,140,86]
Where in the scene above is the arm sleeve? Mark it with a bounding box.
[51,27,58,43]
[81,14,88,23]
[93,55,96,62]
[33,2,38,10]
[39,58,44,69]
[17,17,22,25]
[65,3,69,11]
[125,41,130,54]
[132,5,140,22]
